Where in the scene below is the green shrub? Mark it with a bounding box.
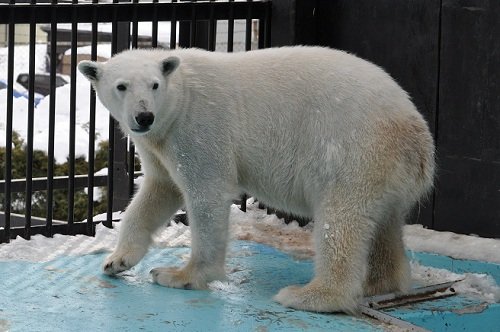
[0,132,122,222]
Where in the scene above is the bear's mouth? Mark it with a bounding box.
[131,126,151,134]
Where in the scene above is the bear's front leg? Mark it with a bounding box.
[151,196,231,289]
[103,177,183,275]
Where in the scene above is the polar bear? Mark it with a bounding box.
[78,46,435,314]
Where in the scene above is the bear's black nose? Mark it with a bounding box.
[135,112,155,128]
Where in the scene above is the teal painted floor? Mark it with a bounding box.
[390,252,500,331]
[0,241,499,331]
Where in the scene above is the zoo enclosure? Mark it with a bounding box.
[0,0,272,243]
[1,0,499,243]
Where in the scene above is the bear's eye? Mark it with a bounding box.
[152,83,159,90]
[117,84,127,91]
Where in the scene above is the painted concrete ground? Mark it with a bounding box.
[390,252,500,331]
[0,241,499,331]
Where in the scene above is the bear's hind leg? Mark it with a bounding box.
[363,210,411,297]
[274,199,376,314]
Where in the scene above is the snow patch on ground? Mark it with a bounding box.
[411,262,500,303]
[0,224,116,262]
[229,199,315,260]
[153,219,191,248]
[404,224,500,264]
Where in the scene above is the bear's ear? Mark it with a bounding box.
[78,60,101,82]
[161,56,180,76]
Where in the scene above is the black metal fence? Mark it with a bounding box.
[0,0,272,243]
[3,0,498,243]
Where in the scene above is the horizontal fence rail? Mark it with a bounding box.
[1,174,108,193]
[0,0,272,243]
[0,2,272,24]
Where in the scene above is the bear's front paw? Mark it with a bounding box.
[103,247,147,275]
[274,283,360,314]
[150,264,225,290]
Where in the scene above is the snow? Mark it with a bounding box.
[410,263,500,303]
[0,29,244,162]
[0,44,46,80]
[404,224,500,264]
[65,43,113,59]
[58,22,176,48]
[1,199,499,304]
[0,44,110,163]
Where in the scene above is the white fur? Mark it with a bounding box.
[78,46,435,314]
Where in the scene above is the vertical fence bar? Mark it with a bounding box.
[111,131,130,213]
[152,0,159,47]
[113,28,131,213]
[132,0,138,49]
[178,0,190,48]
[46,0,59,237]
[258,17,264,49]
[86,0,99,235]
[128,0,137,197]
[24,0,38,240]
[169,0,177,49]
[208,0,216,51]
[3,0,16,243]
[106,1,119,228]
[128,0,138,198]
[189,1,197,47]
[264,0,272,48]
[106,124,115,228]
[227,0,234,52]
[245,0,253,51]
[257,0,271,49]
[107,0,131,227]
[127,140,135,198]
[68,0,79,234]
[240,0,256,214]
[240,194,247,212]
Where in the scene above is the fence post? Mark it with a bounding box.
[178,0,209,49]
[270,0,317,47]
[111,11,132,215]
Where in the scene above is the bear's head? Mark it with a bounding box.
[78,51,180,137]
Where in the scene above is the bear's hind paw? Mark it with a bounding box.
[150,263,226,290]
[274,283,360,314]
[150,266,209,290]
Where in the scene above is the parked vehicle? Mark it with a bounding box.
[16,73,68,96]
[0,78,44,106]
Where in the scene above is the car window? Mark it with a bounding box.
[55,76,67,86]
